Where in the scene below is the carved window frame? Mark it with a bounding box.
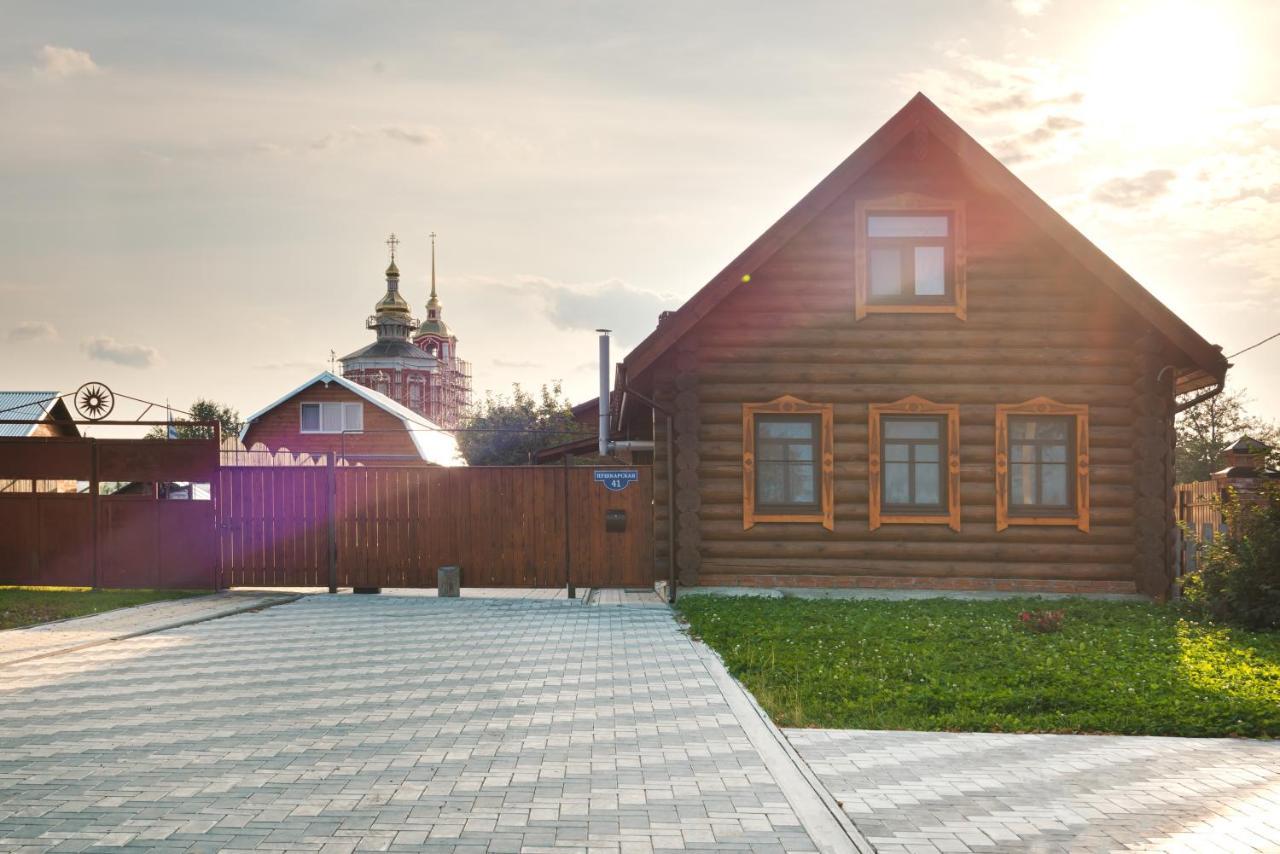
[869,396,961,531]
[854,193,967,321]
[742,395,834,531]
[995,397,1089,532]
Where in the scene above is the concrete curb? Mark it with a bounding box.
[0,594,302,668]
[690,639,874,854]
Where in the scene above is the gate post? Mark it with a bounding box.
[327,453,338,594]
[563,455,574,599]
[89,438,100,590]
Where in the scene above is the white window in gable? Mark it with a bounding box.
[300,401,364,434]
[866,214,953,301]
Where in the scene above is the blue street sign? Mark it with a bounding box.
[593,469,639,492]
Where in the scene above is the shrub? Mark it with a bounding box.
[1182,482,1280,631]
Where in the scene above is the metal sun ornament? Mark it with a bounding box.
[74,382,115,421]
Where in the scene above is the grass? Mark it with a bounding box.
[0,587,209,631]
[676,595,1280,738]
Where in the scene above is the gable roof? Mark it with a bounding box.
[240,371,466,466]
[622,93,1228,396]
[0,392,78,438]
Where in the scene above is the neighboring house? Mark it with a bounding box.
[611,94,1228,599]
[239,372,466,466]
[0,391,80,439]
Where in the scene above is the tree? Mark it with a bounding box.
[456,382,585,466]
[1175,387,1278,483]
[145,398,243,441]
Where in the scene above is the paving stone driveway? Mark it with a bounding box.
[0,595,817,852]
[788,729,1280,853]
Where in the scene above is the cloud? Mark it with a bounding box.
[83,336,160,368]
[1010,0,1050,15]
[1090,169,1177,208]
[34,45,100,78]
[517,276,682,346]
[994,115,1085,164]
[253,360,321,371]
[971,90,1082,116]
[304,125,440,153]
[8,320,58,342]
[491,358,542,369]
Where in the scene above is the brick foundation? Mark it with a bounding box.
[696,574,1139,595]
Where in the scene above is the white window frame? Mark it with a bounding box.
[299,401,364,434]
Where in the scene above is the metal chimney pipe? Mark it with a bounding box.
[597,329,611,457]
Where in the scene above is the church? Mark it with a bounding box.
[339,234,473,429]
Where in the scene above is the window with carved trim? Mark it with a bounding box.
[742,396,833,531]
[995,398,1089,532]
[869,397,960,531]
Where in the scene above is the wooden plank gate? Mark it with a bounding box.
[0,437,219,589]
[217,464,655,589]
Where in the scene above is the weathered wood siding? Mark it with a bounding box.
[242,383,421,461]
[656,133,1179,595]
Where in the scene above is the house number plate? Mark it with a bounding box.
[593,470,639,492]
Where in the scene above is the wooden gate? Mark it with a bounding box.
[218,464,654,589]
[0,437,218,589]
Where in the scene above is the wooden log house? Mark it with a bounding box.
[614,94,1229,599]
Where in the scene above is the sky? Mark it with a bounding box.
[2,0,1278,431]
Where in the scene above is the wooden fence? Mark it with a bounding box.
[217,464,655,589]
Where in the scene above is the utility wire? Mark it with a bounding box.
[1227,331,1280,360]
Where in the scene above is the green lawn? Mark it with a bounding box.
[676,595,1280,738]
[0,587,209,631]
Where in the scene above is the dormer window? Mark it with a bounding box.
[855,195,966,320]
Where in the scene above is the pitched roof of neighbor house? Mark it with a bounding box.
[622,93,1228,396]
[239,371,467,466]
[0,391,77,438]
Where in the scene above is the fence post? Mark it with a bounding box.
[89,438,100,590]
[563,455,574,599]
[327,453,338,594]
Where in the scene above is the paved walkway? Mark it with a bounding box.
[0,595,838,852]
[0,592,293,667]
[788,729,1280,853]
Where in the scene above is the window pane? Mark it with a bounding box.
[915,443,940,463]
[868,215,949,238]
[884,442,910,462]
[1042,444,1067,463]
[758,420,813,440]
[1010,463,1035,506]
[1011,416,1070,441]
[300,404,320,432]
[320,403,343,432]
[787,443,814,462]
[344,403,363,432]
[1009,418,1037,440]
[1010,443,1036,463]
[884,462,911,504]
[790,464,816,504]
[884,418,939,440]
[915,463,940,505]
[1041,464,1069,506]
[1036,419,1069,440]
[869,248,902,297]
[758,462,786,504]
[914,246,947,296]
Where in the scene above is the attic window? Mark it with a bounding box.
[855,195,966,320]
[300,402,363,434]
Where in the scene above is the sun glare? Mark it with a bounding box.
[1083,2,1247,140]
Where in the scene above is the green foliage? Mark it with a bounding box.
[144,398,243,441]
[1182,483,1280,631]
[0,587,206,630]
[1175,387,1277,483]
[456,382,584,466]
[676,595,1280,737]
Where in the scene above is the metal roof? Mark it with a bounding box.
[0,391,60,438]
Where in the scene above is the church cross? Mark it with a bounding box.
[385,232,400,263]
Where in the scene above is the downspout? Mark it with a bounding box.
[597,330,611,458]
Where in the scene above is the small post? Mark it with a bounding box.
[563,455,574,599]
[326,453,338,594]
[437,565,460,597]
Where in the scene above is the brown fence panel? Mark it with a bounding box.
[217,466,328,587]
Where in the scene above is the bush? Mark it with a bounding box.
[1182,482,1280,631]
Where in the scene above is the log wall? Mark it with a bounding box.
[653,132,1178,595]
